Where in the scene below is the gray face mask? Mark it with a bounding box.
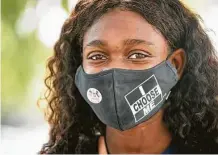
[75,60,178,130]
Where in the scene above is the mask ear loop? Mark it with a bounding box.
[165,50,177,72]
[164,52,174,102]
[164,49,179,81]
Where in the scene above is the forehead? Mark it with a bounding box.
[83,9,167,48]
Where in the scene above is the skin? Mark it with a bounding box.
[82,9,185,154]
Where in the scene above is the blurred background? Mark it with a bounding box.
[1,0,218,154]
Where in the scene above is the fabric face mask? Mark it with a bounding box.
[75,60,178,130]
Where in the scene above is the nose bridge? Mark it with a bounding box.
[105,56,129,70]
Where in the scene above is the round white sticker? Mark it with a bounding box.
[87,88,102,104]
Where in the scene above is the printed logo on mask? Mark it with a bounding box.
[124,75,163,122]
[87,88,102,104]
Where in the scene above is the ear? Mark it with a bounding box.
[168,48,186,79]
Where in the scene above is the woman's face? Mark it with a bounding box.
[82,9,169,74]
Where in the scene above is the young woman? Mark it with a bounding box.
[39,0,218,153]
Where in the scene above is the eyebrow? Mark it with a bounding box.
[123,39,154,47]
[84,39,154,49]
[85,40,107,48]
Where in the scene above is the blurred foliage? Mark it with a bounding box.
[1,0,51,118]
[62,0,69,13]
[2,0,27,25]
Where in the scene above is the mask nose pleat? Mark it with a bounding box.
[112,70,124,130]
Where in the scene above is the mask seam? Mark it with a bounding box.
[112,71,123,130]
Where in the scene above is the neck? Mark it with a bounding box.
[105,110,172,154]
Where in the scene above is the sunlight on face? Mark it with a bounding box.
[83,10,168,74]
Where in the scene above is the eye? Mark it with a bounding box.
[128,51,150,59]
[87,53,108,60]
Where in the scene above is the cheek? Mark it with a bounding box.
[153,52,168,64]
[151,43,169,65]
[82,58,91,74]
[82,58,103,74]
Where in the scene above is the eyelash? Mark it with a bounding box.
[128,52,149,59]
[87,54,108,60]
[87,51,150,61]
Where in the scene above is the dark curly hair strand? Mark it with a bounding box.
[39,0,218,153]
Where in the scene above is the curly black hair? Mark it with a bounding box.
[39,0,218,154]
